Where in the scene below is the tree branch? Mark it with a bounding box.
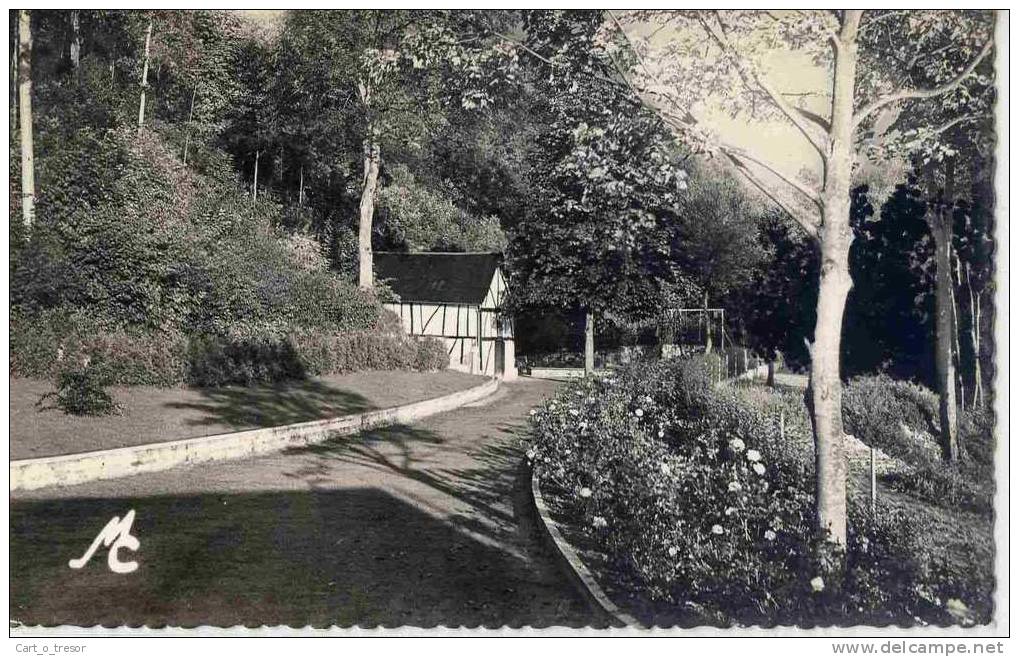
[701,12,829,159]
[721,143,823,208]
[724,151,821,241]
[853,38,993,129]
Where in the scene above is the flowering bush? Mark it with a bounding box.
[527,357,983,626]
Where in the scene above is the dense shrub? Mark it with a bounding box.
[843,374,995,516]
[187,334,307,387]
[289,330,447,376]
[842,374,941,465]
[528,358,987,626]
[10,309,189,387]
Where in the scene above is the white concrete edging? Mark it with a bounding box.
[11,377,499,492]
[529,468,644,628]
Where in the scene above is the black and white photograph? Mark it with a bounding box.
[6,6,1009,642]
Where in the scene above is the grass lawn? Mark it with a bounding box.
[11,370,489,460]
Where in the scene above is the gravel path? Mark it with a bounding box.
[10,378,597,629]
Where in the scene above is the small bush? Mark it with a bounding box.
[40,361,122,416]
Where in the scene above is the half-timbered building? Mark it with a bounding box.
[375,252,517,379]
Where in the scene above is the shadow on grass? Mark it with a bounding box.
[10,487,596,629]
[165,379,376,430]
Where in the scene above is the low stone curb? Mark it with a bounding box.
[11,378,499,492]
[528,467,644,629]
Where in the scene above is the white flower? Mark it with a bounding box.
[643,395,653,404]
[592,516,608,528]
[668,546,678,557]
[658,428,665,438]
[634,408,644,418]
[569,409,580,417]
[579,487,593,498]
[764,530,777,541]
[729,438,746,453]
[761,481,769,492]
[724,506,736,516]
[660,462,672,476]
[810,576,825,592]
[728,481,742,493]
[746,449,762,462]
[752,463,766,476]
[526,449,536,460]
[711,524,725,535]
[529,409,537,416]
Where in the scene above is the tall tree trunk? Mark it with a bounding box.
[357,120,381,289]
[69,10,81,71]
[967,266,984,409]
[137,18,153,134]
[584,310,595,376]
[807,11,861,548]
[930,161,960,462]
[252,150,260,201]
[298,165,305,206]
[703,290,713,354]
[182,80,197,165]
[18,10,35,237]
[766,358,776,387]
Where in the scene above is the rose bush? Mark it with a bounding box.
[527,356,986,626]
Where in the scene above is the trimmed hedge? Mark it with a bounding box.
[11,310,448,388]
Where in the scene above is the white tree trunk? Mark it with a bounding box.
[930,197,960,462]
[69,10,81,71]
[807,11,862,547]
[298,165,305,206]
[252,150,260,201]
[18,10,35,236]
[357,121,381,289]
[584,310,595,376]
[137,19,153,134]
[182,80,197,165]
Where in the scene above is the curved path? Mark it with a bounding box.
[10,379,598,629]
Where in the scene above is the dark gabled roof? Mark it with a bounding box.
[374,252,502,305]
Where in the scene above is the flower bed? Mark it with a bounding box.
[526,356,989,627]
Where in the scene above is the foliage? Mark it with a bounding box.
[377,163,506,252]
[39,359,122,417]
[527,357,984,625]
[506,10,695,324]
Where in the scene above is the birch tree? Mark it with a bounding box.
[136,16,152,133]
[18,9,35,236]
[600,10,995,545]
